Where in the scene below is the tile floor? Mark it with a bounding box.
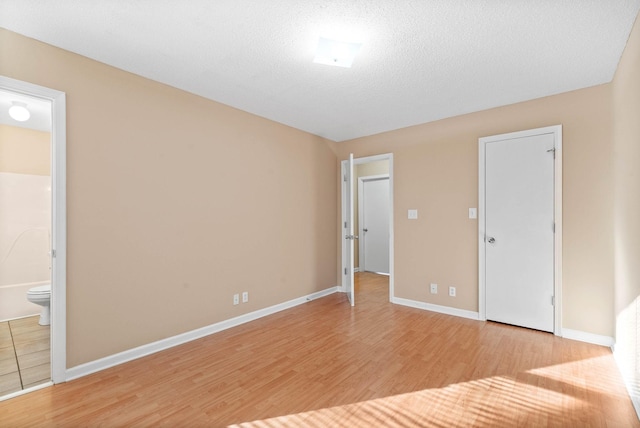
[0,316,50,396]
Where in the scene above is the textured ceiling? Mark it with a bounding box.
[1,1,639,141]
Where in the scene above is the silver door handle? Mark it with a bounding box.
[487,237,496,244]
[345,235,360,240]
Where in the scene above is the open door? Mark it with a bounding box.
[342,153,355,306]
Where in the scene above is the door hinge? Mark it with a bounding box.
[551,296,555,306]
[344,221,347,228]
[344,268,348,275]
[344,175,347,182]
[51,249,56,258]
[553,222,555,233]
[547,148,556,159]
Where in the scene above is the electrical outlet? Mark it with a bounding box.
[430,283,437,294]
[242,291,249,303]
[449,286,456,297]
[233,294,239,305]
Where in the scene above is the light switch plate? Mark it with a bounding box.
[469,208,477,219]
[408,209,418,220]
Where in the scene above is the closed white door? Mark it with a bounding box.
[484,132,555,332]
[361,178,389,274]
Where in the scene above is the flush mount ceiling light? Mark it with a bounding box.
[313,37,362,68]
[9,101,30,122]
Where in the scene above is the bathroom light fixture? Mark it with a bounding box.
[313,37,362,68]
[9,101,30,122]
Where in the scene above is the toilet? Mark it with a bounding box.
[26,284,51,326]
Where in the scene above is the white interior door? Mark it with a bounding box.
[342,154,355,306]
[484,132,555,332]
[361,177,389,274]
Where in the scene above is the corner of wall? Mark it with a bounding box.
[611,9,640,421]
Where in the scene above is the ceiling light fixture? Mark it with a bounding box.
[9,101,30,122]
[313,37,362,68]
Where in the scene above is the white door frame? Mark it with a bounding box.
[478,125,562,335]
[358,174,390,274]
[341,153,394,301]
[0,76,67,383]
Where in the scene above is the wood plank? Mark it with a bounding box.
[0,322,12,351]
[0,355,18,377]
[0,272,637,426]
[0,345,16,362]
[10,327,50,346]
[13,336,50,357]
[7,316,41,331]
[0,371,21,396]
[16,349,50,371]
[19,363,50,386]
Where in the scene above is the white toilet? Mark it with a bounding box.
[26,284,51,326]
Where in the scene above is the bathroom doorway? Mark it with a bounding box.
[0,76,66,400]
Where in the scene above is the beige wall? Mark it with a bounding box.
[612,13,640,407]
[0,20,629,368]
[0,29,338,367]
[0,124,50,175]
[337,84,614,337]
[354,160,389,268]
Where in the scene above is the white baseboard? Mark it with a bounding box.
[391,297,480,320]
[66,286,339,381]
[390,298,615,348]
[561,328,615,347]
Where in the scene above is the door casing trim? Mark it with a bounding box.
[478,125,562,335]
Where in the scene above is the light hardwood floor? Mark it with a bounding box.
[0,273,637,427]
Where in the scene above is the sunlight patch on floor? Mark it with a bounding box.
[230,372,583,427]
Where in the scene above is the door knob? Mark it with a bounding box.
[363,228,368,232]
[487,237,496,244]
